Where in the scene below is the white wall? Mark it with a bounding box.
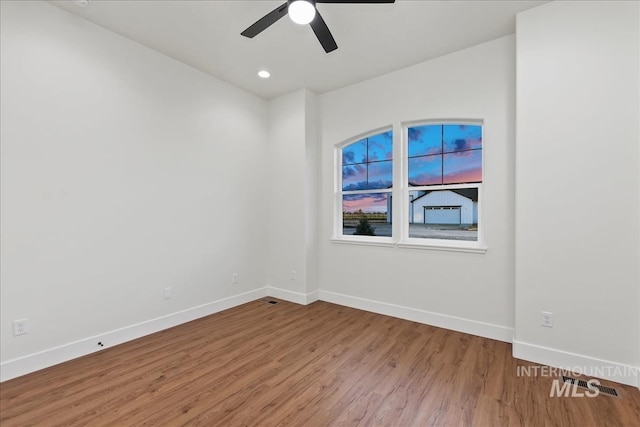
[514,1,640,386]
[266,89,319,303]
[304,91,320,296]
[318,36,517,341]
[4,0,637,389]
[0,1,269,378]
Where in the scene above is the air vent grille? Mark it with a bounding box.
[561,375,619,398]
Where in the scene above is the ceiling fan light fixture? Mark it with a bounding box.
[288,0,316,25]
[241,0,395,53]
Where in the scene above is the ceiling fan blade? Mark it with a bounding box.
[310,11,338,53]
[241,2,289,38]
[316,0,395,3]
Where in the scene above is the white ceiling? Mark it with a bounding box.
[49,0,547,100]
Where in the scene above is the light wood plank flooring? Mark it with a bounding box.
[1,299,639,426]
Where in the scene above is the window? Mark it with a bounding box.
[334,121,484,252]
[406,123,482,243]
[339,130,393,238]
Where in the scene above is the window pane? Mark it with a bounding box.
[367,160,392,190]
[443,149,482,184]
[342,164,367,191]
[408,189,478,241]
[342,139,367,165]
[408,125,442,157]
[343,193,391,237]
[443,124,482,154]
[367,131,393,161]
[408,155,442,186]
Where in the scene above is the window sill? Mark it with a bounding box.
[397,241,487,254]
[330,237,396,248]
[331,237,487,253]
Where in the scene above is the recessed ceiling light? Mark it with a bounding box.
[72,0,89,7]
[258,70,271,79]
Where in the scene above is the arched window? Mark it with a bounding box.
[339,129,393,238]
[334,121,484,252]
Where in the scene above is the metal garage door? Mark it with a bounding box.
[424,206,461,225]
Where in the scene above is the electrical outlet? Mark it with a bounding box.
[13,319,28,336]
[163,287,172,299]
[291,270,296,280]
[541,311,553,327]
[232,273,239,284]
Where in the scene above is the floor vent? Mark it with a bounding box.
[260,298,279,305]
[561,375,620,398]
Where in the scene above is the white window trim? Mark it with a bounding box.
[334,126,394,242]
[330,237,396,247]
[333,120,488,255]
[399,119,486,252]
[396,241,487,254]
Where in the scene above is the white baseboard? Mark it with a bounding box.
[318,290,513,343]
[10,287,635,391]
[267,286,319,305]
[0,287,269,383]
[513,340,639,387]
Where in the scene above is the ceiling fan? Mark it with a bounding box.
[241,0,396,54]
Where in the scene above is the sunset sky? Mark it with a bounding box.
[341,125,482,215]
[408,124,482,186]
[342,131,393,191]
[343,193,388,214]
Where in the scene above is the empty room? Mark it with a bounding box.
[1,0,639,425]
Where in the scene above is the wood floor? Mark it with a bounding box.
[1,299,639,426]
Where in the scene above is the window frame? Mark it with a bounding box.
[399,119,486,253]
[332,120,487,254]
[333,126,395,245]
